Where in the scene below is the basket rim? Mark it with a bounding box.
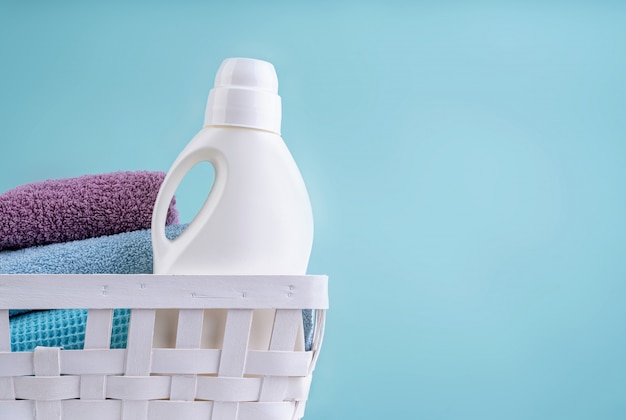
[0,274,329,310]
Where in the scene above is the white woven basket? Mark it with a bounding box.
[0,274,328,420]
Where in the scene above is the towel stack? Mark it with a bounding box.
[0,171,315,352]
[0,171,184,351]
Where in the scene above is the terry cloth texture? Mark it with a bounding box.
[0,171,179,251]
[0,224,188,276]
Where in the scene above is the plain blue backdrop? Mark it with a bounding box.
[1,1,626,418]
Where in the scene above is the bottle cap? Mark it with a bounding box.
[204,58,282,134]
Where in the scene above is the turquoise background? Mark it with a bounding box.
[1,1,626,418]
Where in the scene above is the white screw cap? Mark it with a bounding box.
[204,58,282,134]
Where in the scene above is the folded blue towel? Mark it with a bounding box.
[0,224,187,276]
[2,224,314,351]
[3,225,187,352]
[10,308,130,351]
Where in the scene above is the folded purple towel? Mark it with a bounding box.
[0,171,179,251]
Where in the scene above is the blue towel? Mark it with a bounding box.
[10,308,130,351]
[0,224,186,276]
[2,224,314,351]
[3,225,186,352]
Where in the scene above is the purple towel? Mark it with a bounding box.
[0,171,179,251]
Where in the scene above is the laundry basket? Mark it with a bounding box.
[0,274,328,420]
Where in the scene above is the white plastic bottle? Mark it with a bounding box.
[151,57,313,349]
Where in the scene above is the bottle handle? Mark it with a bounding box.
[151,147,225,270]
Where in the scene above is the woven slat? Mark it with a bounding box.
[36,400,62,420]
[218,310,253,378]
[62,350,126,376]
[0,352,33,376]
[195,377,262,402]
[147,401,212,420]
[175,310,204,349]
[0,310,10,352]
[169,375,197,402]
[107,376,171,400]
[82,309,113,408]
[259,309,303,404]
[79,375,107,400]
[64,400,121,420]
[0,400,275,420]
[84,310,113,349]
[0,377,16,400]
[0,275,327,420]
[123,309,156,420]
[32,347,63,420]
[170,309,204,402]
[0,347,316,376]
[122,400,148,420]
[0,400,32,417]
[124,310,156,376]
[212,309,254,419]
[29,402,298,420]
[14,376,79,400]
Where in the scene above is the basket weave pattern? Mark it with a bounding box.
[0,274,328,420]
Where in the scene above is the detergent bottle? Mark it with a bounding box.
[151,57,314,349]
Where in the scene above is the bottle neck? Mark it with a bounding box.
[203,86,282,135]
